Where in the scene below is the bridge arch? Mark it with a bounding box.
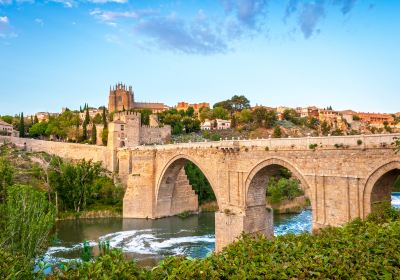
[155,154,219,218]
[362,160,400,218]
[243,157,312,236]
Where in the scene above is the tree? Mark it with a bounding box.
[92,113,102,125]
[1,185,56,259]
[29,122,48,138]
[91,124,97,144]
[239,109,253,124]
[321,121,331,136]
[1,115,13,124]
[34,115,39,124]
[273,126,282,138]
[182,117,200,133]
[305,117,319,129]
[0,158,14,203]
[186,106,195,117]
[230,95,250,111]
[264,110,278,129]
[18,113,25,138]
[102,107,108,129]
[253,107,267,125]
[184,162,215,204]
[282,109,300,124]
[212,107,229,120]
[50,159,101,213]
[231,114,237,128]
[213,100,232,112]
[102,128,109,146]
[199,107,213,122]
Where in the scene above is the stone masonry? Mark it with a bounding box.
[2,133,400,252]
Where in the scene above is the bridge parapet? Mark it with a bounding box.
[122,133,400,152]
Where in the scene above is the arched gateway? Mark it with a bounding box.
[118,134,400,251]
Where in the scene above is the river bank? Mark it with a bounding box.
[267,195,310,214]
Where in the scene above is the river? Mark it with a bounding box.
[43,193,400,267]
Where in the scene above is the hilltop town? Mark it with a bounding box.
[1,82,399,145]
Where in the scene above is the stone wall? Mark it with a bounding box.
[140,125,171,145]
[0,136,111,169]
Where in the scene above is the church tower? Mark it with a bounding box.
[108,82,134,112]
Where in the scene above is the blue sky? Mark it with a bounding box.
[0,0,399,115]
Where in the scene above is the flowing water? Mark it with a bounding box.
[44,193,400,267]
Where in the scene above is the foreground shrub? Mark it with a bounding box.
[0,249,36,280]
[151,219,400,279]
[48,250,148,280]
[1,185,56,259]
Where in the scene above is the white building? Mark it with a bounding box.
[0,120,18,136]
[216,119,231,130]
[201,119,212,130]
[201,119,231,130]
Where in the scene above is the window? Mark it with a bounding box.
[118,96,122,102]
[121,125,124,131]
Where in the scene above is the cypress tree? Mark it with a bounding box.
[19,113,25,138]
[34,115,39,124]
[91,123,97,145]
[82,122,87,141]
[102,107,107,129]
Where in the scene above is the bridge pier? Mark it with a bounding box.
[215,207,273,252]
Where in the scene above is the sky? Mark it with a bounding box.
[0,0,399,116]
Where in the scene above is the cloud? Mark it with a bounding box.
[134,13,228,54]
[0,16,9,24]
[221,0,269,28]
[35,18,44,26]
[298,1,325,38]
[90,8,156,22]
[333,0,358,15]
[87,0,127,3]
[46,0,76,8]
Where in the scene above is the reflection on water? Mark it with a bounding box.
[44,193,400,266]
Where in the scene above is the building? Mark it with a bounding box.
[357,112,394,127]
[176,102,210,114]
[0,120,18,137]
[200,119,231,130]
[298,106,319,118]
[318,109,348,131]
[79,108,103,120]
[200,119,212,130]
[216,119,231,130]
[35,112,59,122]
[108,82,168,113]
[108,111,171,148]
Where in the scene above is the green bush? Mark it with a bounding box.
[49,250,148,280]
[185,162,216,204]
[151,217,400,279]
[1,185,55,259]
[267,178,304,204]
[0,249,36,280]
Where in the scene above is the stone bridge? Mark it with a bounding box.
[118,134,400,251]
[2,134,400,251]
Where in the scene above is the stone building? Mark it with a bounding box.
[108,82,168,113]
[108,111,171,149]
